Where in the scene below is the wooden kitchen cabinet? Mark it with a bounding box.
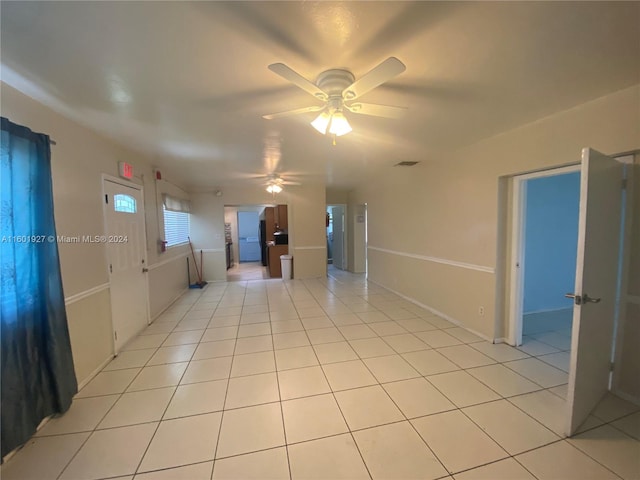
[276,205,288,230]
[265,207,275,241]
[267,244,288,278]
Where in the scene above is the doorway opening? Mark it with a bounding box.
[224,204,289,281]
[510,166,580,375]
[505,149,635,436]
[327,204,346,271]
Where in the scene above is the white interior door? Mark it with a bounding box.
[332,206,345,270]
[566,148,625,435]
[104,179,149,353]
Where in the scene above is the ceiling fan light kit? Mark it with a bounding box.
[266,183,282,194]
[310,110,332,134]
[263,58,407,140]
[311,109,352,137]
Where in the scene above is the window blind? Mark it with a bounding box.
[163,206,190,247]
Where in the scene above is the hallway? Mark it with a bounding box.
[2,271,638,480]
[226,261,269,282]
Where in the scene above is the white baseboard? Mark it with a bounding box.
[612,389,640,407]
[151,286,189,321]
[367,279,495,343]
[76,354,114,392]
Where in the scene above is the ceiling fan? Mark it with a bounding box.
[261,173,300,193]
[263,57,407,138]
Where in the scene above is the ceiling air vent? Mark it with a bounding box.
[394,161,419,167]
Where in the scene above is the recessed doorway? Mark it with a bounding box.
[513,167,581,375]
[326,204,346,270]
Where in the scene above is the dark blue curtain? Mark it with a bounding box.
[1,117,77,459]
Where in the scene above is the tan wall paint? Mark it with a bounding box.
[1,84,190,384]
[351,85,640,339]
[617,303,640,400]
[368,249,495,338]
[615,156,640,400]
[148,255,189,319]
[65,290,112,384]
[326,188,349,204]
[288,184,327,278]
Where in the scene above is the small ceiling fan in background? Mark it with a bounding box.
[262,173,300,193]
[263,57,407,141]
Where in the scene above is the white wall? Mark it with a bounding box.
[350,85,640,340]
[1,83,190,384]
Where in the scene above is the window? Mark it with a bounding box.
[162,194,190,247]
[113,194,136,213]
[163,207,189,247]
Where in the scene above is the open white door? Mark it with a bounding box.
[566,148,625,436]
[104,179,149,353]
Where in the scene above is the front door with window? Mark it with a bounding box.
[104,179,149,353]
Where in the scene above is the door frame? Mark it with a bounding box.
[507,165,580,346]
[237,210,261,263]
[610,155,635,401]
[101,174,150,353]
[506,154,635,399]
[326,204,347,270]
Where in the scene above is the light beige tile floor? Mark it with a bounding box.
[2,270,638,480]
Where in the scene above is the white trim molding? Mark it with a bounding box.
[368,278,495,343]
[76,354,114,391]
[147,252,189,271]
[65,283,110,306]
[151,286,189,321]
[368,246,495,274]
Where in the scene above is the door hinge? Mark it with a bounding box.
[610,362,615,372]
[114,331,118,341]
[109,264,113,273]
[105,194,109,204]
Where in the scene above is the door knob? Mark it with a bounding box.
[565,293,601,305]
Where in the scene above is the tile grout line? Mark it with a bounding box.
[133,285,206,477]
[210,282,239,478]
[268,292,294,480]
[15,276,638,480]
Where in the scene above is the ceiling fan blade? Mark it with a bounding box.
[263,105,324,120]
[345,102,407,119]
[342,57,406,101]
[268,63,328,101]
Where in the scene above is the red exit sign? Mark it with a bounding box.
[118,161,134,180]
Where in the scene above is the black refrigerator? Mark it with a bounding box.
[259,220,267,266]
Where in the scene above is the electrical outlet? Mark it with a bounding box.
[478,306,485,316]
